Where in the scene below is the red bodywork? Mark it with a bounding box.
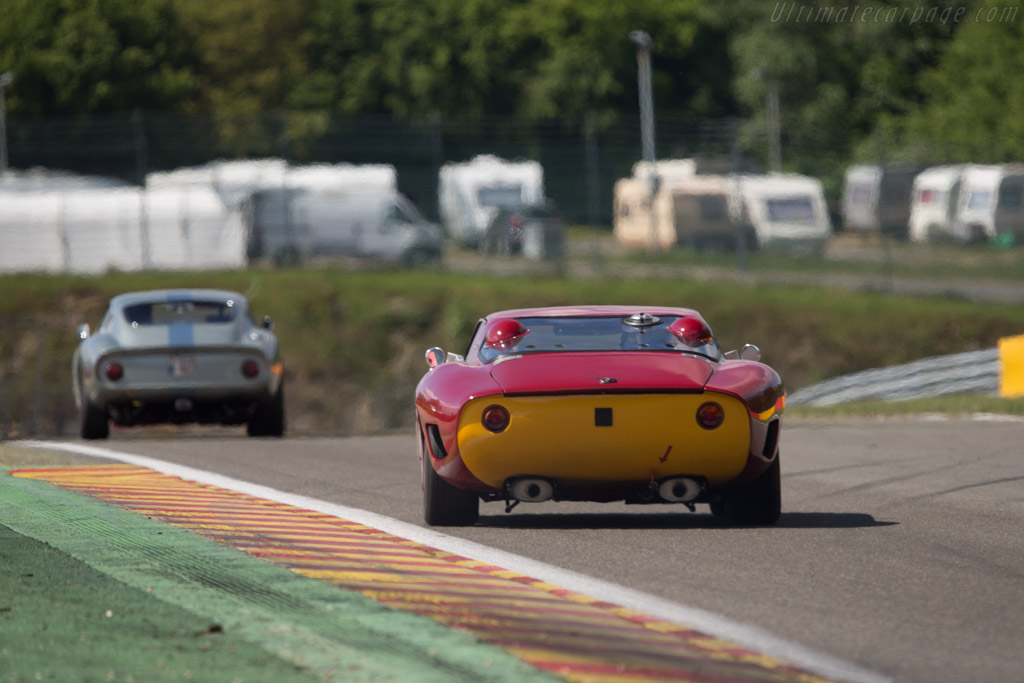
[414,305,785,498]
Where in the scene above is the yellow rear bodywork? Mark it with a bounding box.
[457,393,751,489]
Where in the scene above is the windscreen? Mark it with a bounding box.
[478,316,721,363]
[123,300,239,326]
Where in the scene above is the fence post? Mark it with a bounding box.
[584,111,600,228]
[729,117,748,273]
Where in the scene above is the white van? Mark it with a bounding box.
[737,174,832,253]
[246,187,442,266]
[438,155,545,246]
[841,164,921,238]
[907,165,966,242]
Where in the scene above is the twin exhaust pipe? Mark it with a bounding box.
[505,476,703,504]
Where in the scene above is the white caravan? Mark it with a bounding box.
[907,165,966,242]
[952,164,1022,243]
[841,164,922,238]
[438,155,545,246]
[737,174,832,252]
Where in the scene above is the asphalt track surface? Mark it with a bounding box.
[11,414,1024,683]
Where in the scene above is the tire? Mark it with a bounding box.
[422,430,479,526]
[720,456,781,525]
[247,382,285,438]
[78,372,109,440]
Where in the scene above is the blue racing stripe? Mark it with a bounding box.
[168,323,194,347]
[166,291,194,347]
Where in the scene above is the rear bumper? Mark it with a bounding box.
[456,392,753,489]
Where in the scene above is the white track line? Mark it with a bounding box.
[15,439,892,683]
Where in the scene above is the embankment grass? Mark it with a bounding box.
[3,257,1024,436]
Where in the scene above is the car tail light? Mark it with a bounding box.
[667,316,713,346]
[696,402,724,430]
[104,362,124,381]
[482,405,510,433]
[241,360,260,378]
[485,319,530,348]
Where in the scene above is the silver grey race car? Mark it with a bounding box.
[72,289,285,439]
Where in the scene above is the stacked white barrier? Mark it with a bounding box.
[0,185,247,273]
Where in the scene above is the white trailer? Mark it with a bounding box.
[737,174,832,253]
[953,164,1008,243]
[438,155,545,246]
[907,165,966,242]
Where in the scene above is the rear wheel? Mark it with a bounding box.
[78,372,109,440]
[247,382,285,437]
[422,430,479,526]
[720,456,781,525]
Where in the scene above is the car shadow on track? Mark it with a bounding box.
[474,511,896,530]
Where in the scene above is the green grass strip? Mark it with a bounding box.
[0,471,560,683]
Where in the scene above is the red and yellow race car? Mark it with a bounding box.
[414,305,785,526]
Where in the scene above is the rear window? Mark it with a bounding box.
[123,300,239,326]
[966,190,993,210]
[477,185,523,209]
[477,316,721,363]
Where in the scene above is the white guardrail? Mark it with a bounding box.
[787,348,1001,406]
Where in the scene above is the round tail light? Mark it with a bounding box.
[482,405,510,433]
[241,360,260,378]
[104,362,124,381]
[696,402,724,430]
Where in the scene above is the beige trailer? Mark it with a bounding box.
[613,158,747,251]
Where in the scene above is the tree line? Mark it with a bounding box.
[2,0,1022,176]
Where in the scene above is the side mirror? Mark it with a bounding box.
[262,315,274,330]
[724,344,761,361]
[77,323,90,340]
[425,347,445,368]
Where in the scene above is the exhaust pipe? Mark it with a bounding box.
[658,477,702,503]
[508,478,555,503]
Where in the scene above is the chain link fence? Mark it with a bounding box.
[4,111,748,228]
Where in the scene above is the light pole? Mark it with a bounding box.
[630,30,659,253]
[0,72,14,176]
[751,68,781,173]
